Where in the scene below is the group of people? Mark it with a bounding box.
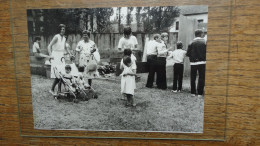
[32,24,100,96]
[32,24,206,106]
[145,29,206,97]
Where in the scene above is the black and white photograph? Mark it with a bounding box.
[27,5,207,133]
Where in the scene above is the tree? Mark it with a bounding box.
[126,7,134,25]
[136,7,142,32]
[95,8,114,33]
[142,6,180,33]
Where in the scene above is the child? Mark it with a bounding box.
[62,65,76,92]
[120,56,137,107]
[123,49,137,67]
[75,72,90,91]
[32,36,52,59]
[168,41,186,92]
[118,26,139,60]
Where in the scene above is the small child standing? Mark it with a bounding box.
[168,41,186,92]
[120,56,137,107]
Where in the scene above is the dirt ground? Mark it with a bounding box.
[31,73,204,133]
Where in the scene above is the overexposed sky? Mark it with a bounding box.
[110,7,137,24]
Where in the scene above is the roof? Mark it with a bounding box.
[179,5,208,15]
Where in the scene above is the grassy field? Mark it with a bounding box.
[31,73,204,133]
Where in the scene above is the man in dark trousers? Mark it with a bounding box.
[186,29,206,97]
[146,34,161,88]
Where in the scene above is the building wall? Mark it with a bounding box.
[170,13,208,32]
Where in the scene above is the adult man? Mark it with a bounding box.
[145,34,160,88]
[186,29,207,97]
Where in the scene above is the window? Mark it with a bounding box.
[175,21,179,30]
[198,19,204,23]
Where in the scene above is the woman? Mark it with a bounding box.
[48,24,71,95]
[75,30,100,86]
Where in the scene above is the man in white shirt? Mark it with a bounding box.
[145,34,160,88]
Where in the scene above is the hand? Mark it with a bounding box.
[70,55,75,61]
[78,46,83,51]
[91,48,96,54]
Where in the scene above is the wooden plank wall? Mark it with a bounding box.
[0,0,259,145]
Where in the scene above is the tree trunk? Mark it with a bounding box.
[118,7,121,33]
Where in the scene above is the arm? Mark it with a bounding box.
[157,44,168,56]
[133,36,138,50]
[65,43,73,56]
[123,69,136,76]
[75,42,82,66]
[167,51,173,59]
[186,43,191,57]
[120,59,124,70]
[118,38,123,51]
[35,43,41,53]
[47,35,58,55]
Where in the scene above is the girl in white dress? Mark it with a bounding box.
[120,56,137,106]
[48,24,72,95]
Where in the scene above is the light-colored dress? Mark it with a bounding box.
[120,60,136,95]
[50,34,66,78]
[76,40,100,79]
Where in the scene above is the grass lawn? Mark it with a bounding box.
[32,73,204,133]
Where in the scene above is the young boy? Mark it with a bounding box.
[168,41,186,92]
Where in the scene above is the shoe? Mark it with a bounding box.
[177,90,182,93]
[191,94,196,97]
[171,90,177,93]
[198,95,203,98]
[132,103,136,107]
[146,85,153,88]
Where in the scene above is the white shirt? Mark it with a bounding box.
[52,34,66,52]
[157,42,168,57]
[118,35,138,50]
[32,42,40,53]
[168,49,187,64]
[146,40,158,55]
